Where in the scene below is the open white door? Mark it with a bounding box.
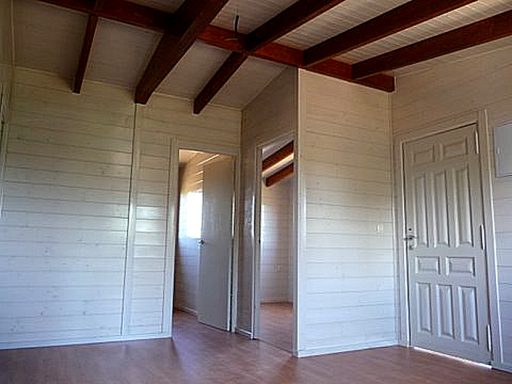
[404,124,491,363]
[197,157,234,330]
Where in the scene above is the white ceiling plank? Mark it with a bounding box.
[14,0,87,79]
[87,19,161,90]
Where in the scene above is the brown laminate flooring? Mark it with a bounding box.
[259,302,293,352]
[1,310,511,384]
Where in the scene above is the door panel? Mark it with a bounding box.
[197,157,234,331]
[404,124,490,363]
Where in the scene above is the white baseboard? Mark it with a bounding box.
[296,340,398,358]
[0,332,172,351]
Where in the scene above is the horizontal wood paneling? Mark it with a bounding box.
[392,44,512,369]
[0,67,241,348]
[0,69,133,346]
[261,178,293,303]
[298,70,396,355]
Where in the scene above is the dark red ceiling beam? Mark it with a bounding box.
[73,13,98,93]
[304,0,476,66]
[262,141,294,172]
[135,0,229,104]
[265,163,294,187]
[193,0,347,113]
[246,0,346,52]
[352,10,512,79]
[193,52,248,114]
[37,0,394,96]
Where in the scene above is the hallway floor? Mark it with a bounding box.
[1,311,510,384]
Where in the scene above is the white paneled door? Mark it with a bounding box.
[197,157,234,331]
[404,124,491,363]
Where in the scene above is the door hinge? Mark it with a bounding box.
[479,225,486,251]
[486,324,492,353]
[475,130,480,154]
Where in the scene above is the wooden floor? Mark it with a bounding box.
[1,311,511,384]
[259,302,293,351]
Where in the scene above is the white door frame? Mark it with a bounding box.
[252,132,297,353]
[393,110,503,367]
[164,139,241,335]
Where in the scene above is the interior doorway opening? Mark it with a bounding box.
[257,140,294,352]
[173,149,235,332]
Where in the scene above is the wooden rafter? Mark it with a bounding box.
[193,0,346,114]
[37,0,394,102]
[193,52,249,114]
[265,163,294,187]
[304,0,476,66]
[73,13,98,94]
[73,0,104,94]
[262,142,294,172]
[352,10,512,79]
[134,0,229,104]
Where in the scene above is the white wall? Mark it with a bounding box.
[392,43,512,371]
[260,177,293,303]
[0,67,240,348]
[239,68,297,334]
[296,70,396,356]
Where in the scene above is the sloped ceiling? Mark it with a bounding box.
[13,0,512,110]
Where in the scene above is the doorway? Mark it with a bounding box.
[173,149,235,331]
[256,140,294,351]
[402,123,491,363]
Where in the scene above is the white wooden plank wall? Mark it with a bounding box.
[297,71,396,356]
[174,152,216,314]
[0,69,134,346]
[240,67,296,334]
[261,178,293,303]
[0,67,241,348]
[392,45,512,370]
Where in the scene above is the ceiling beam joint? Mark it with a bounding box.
[135,0,229,104]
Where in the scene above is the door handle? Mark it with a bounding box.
[404,234,417,241]
[198,239,205,246]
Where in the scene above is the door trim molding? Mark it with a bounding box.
[393,110,503,367]
[166,140,241,336]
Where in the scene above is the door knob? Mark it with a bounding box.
[198,239,205,246]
